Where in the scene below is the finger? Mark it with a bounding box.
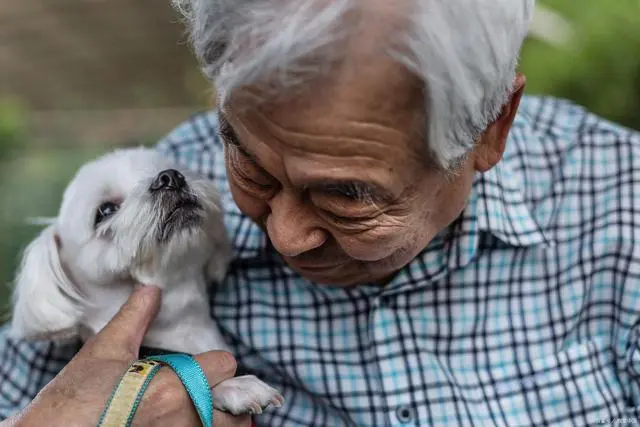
[193,351,238,388]
[89,285,162,358]
[213,411,252,427]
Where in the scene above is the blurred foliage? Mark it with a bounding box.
[0,100,27,161]
[521,0,640,130]
[0,102,26,318]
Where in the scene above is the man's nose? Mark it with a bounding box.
[266,190,327,257]
[149,169,187,192]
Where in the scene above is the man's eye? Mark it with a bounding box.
[322,183,375,202]
[95,202,120,226]
[325,188,361,201]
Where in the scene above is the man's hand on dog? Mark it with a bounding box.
[3,285,250,427]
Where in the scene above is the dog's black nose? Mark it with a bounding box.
[150,169,186,192]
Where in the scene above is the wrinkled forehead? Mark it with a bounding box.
[57,149,173,224]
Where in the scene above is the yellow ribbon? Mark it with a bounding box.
[97,359,162,427]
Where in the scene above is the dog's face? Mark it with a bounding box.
[57,148,228,285]
[11,147,231,339]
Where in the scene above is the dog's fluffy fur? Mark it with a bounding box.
[10,147,283,415]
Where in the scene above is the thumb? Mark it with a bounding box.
[89,285,162,359]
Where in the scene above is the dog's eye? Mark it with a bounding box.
[95,202,120,226]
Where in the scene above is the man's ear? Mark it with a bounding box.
[474,73,527,172]
[10,225,84,341]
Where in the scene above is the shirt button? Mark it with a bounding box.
[395,405,414,424]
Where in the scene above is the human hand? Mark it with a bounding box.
[3,285,251,427]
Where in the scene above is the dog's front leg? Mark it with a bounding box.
[212,375,285,415]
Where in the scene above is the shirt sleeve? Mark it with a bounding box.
[619,131,640,419]
[0,324,80,420]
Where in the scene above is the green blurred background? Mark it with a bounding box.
[1,0,639,319]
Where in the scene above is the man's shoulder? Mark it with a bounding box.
[155,110,226,183]
[158,110,221,147]
[515,96,640,250]
[156,110,224,169]
[518,96,640,154]
[516,96,640,189]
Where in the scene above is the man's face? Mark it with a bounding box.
[220,56,480,287]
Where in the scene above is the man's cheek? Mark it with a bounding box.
[338,221,408,261]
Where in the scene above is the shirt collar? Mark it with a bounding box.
[227,111,555,268]
[473,113,554,249]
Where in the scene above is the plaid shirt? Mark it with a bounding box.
[2,96,640,426]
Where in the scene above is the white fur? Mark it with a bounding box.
[172,0,535,169]
[11,225,84,340]
[10,147,283,415]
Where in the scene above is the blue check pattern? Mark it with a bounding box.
[2,96,640,426]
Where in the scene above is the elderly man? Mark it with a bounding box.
[2,0,640,426]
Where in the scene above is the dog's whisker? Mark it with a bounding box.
[25,217,57,226]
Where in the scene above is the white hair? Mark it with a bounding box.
[173,0,535,169]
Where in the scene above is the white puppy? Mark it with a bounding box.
[10,147,283,415]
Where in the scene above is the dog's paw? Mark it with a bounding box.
[211,375,285,416]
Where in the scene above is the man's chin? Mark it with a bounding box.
[289,263,394,288]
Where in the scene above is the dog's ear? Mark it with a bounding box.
[10,224,83,341]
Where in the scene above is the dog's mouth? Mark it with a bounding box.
[158,194,203,241]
